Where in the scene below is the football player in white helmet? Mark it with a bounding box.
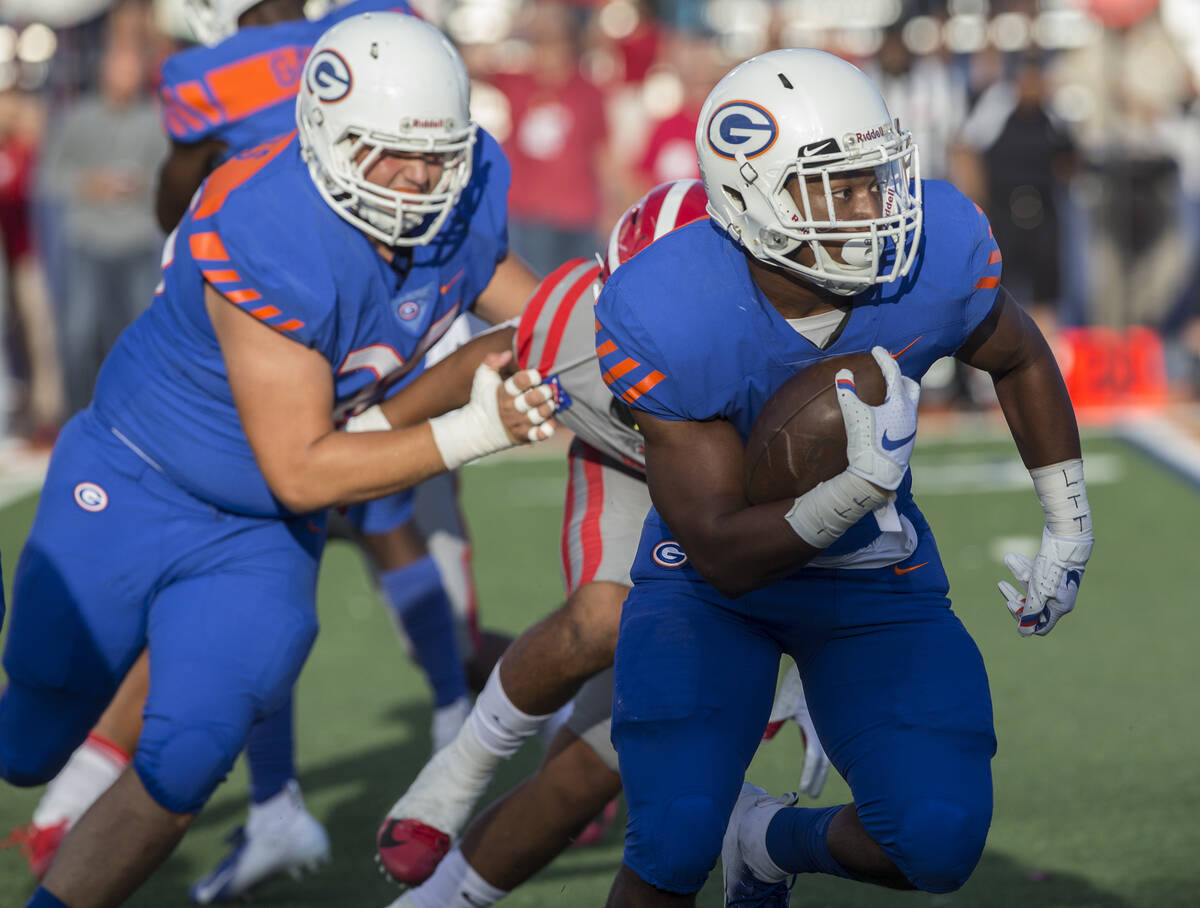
[590,47,1092,907]
[0,13,556,908]
[698,48,922,297]
[182,0,289,46]
[296,16,477,247]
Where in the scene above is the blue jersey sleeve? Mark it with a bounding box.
[159,24,312,146]
[188,139,340,357]
[470,129,510,268]
[594,280,684,422]
[325,0,416,25]
[951,190,1004,349]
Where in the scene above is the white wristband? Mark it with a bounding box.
[428,364,513,471]
[1029,458,1091,536]
[342,404,392,433]
[784,471,890,549]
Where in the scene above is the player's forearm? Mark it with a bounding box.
[265,423,448,513]
[378,326,516,428]
[992,346,1081,469]
[662,496,826,598]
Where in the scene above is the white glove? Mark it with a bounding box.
[836,346,921,492]
[429,365,555,470]
[762,664,831,799]
[997,527,1093,637]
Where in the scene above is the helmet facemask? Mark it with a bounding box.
[743,129,922,296]
[303,116,477,247]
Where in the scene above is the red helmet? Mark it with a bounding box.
[601,179,709,282]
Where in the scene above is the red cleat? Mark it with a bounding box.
[572,799,619,848]
[2,820,70,879]
[376,817,451,885]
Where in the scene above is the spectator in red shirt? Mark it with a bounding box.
[632,31,722,196]
[487,2,610,275]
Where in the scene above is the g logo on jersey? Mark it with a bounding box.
[396,300,421,321]
[706,101,777,161]
[74,482,108,513]
[307,50,352,103]
[652,541,688,568]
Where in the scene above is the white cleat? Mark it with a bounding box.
[189,781,331,904]
[721,782,797,907]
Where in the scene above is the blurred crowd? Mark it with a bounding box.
[1,0,1199,445]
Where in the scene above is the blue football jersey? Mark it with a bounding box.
[159,0,413,158]
[594,179,1002,570]
[91,129,509,517]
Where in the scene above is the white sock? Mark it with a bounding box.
[469,662,554,759]
[739,800,790,884]
[409,847,509,908]
[247,779,304,835]
[32,735,127,827]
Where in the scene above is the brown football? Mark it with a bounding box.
[743,352,886,505]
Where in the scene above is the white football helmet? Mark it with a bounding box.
[297,13,477,247]
[182,0,264,46]
[696,49,922,296]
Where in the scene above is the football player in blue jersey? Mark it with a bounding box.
[593,50,1095,906]
[156,0,417,230]
[8,2,510,900]
[0,15,558,908]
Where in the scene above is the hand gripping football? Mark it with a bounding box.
[744,352,886,505]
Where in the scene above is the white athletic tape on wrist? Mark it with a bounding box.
[429,365,514,471]
[342,404,391,433]
[785,471,890,549]
[1029,458,1091,536]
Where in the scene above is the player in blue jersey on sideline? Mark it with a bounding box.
[0,15,558,908]
[594,50,1095,906]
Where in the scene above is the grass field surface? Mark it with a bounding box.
[1,432,1198,907]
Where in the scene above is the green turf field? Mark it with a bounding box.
[2,433,1198,907]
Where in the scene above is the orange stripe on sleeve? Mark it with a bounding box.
[174,80,221,126]
[596,339,617,357]
[250,305,281,318]
[207,48,307,122]
[201,269,240,283]
[225,288,262,303]
[189,231,229,261]
[273,319,305,332]
[621,371,665,404]
[987,249,1002,265]
[974,275,1000,290]
[601,358,639,386]
[193,132,294,220]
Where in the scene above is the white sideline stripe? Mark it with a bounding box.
[910,452,1121,495]
[1115,414,1200,490]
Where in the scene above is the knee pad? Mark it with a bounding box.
[897,798,988,893]
[627,794,727,894]
[134,721,243,814]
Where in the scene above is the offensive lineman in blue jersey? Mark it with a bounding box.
[0,16,559,908]
[156,0,415,230]
[9,2,502,900]
[594,51,1095,905]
